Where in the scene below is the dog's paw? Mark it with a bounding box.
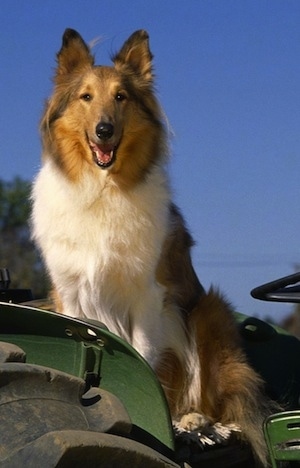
[173,413,241,449]
[178,412,209,431]
[213,422,241,439]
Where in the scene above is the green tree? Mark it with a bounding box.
[0,177,49,297]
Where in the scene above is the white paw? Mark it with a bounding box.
[178,412,209,432]
[173,413,242,448]
[213,422,241,439]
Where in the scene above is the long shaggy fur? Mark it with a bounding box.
[32,28,274,466]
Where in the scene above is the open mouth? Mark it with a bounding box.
[89,141,118,169]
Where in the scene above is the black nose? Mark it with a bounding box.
[96,122,114,141]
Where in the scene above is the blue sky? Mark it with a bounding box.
[1,0,300,322]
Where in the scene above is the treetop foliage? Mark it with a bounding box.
[0,177,49,297]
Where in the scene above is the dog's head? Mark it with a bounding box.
[41,29,165,187]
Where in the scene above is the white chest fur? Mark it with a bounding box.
[31,160,177,364]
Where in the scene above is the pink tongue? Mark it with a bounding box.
[97,149,112,164]
[90,142,113,164]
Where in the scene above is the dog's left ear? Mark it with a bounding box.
[113,30,153,82]
[56,29,94,77]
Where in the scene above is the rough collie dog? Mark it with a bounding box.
[32,28,273,465]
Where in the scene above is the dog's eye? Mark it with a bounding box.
[80,93,92,102]
[115,92,127,102]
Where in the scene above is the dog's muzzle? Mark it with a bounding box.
[89,122,118,169]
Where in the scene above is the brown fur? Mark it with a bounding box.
[157,209,275,466]
[35,29,276,467]
[41,29,164,190]
[189,291,273,460]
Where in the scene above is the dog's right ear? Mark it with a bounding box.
[113,30,153,82]
[56,29,94,77]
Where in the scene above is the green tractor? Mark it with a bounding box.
[0,269,299,467]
